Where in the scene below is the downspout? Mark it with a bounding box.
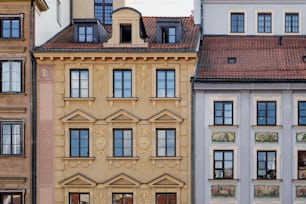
[30,1,37,204]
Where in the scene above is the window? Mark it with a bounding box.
[298,151,306,179]
[70,129,89,157]
[214,150,233,179]
[156,70,175,97]
[258,13,271,33]
[56,0,61,25]
[0,192,22,204]
[1,122,22,155]
[0,61,22,93]
[70,69,89,98]
[214,101,233,125]
[120,24,132,43]
[156,129,176,157]
[298,101,306,125]
[231,13,244,33]
[156,193,176,204]
[113,129,132,157]
[162,27,176,43]
[285,13,299,33]
[78,26,93,43]
[257,151,276,179]
[113,70,132,98]
[94,0,112,25]
[112,193,133,204]
[69,193,89,204]
[257,101,276,126]
[1,17,20,39]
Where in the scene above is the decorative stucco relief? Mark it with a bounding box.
[297,132,306,143]
[212,131,235,142]
[255,132,278,143]
[64,159,94,168]
[151,159,180,168]
[296,186,306,198]
[95,65,105,89]
[95,128,106,155]
[139,190,149,204]
[140,65,147,90]
[211,185,235,197]
[108,159,137,169]
[94,191,105,204]
[138,127,151,155]
[254,185,279,198]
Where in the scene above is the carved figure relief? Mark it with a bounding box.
[211,185,235,197]
[139,191,149,204]
[95,128,106,154]
[254,185,279,198]
[94,191,105,204]
[296,186,306,198]
[255,132,278,143]
[297,132,306,143]
[212,131,235,142]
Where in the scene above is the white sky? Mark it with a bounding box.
[133,0,194,16]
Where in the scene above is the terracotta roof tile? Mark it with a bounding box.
[196,36,306,80]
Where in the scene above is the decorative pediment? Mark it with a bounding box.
[60,109,96,123]
[148,174,184,187]
[104,173,140,187]
[59,173,96,187]
[105,109,139,123]
[148,109,183,123]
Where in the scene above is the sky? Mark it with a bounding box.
[133,0,194,16]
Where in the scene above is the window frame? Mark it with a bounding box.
[77,25,93,43]
[257,150,277,180]
[113,69,132,98]
[113,129,133,157]
[161,27,176,43]
[230,12,245,33]
[257,13,272,33]
[156,193,177,204]
[0,121,23,156]
[0,60,23,93]
[112,193,133,204]
[94,0,113,25]
[285,13,299,33]
[298,151,306,180]
[69,192,90,204]
[156,129,176,157]
[0,191,23,204]
[298,101,306,126]
[213,150,234,179]
[120,24,132,43]
[156,69,175,98]
[69,129,89,158]
[0,17,21,39]
[70,69,89,98]
[257,101,276,126]
[214,101,233,126]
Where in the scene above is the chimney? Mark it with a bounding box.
[113,0,135,10]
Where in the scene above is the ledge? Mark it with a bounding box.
[62,157,96,161]
[292,179,306,184]
[149,97,182,101]
[208,179,239,183]
[0,46,26,53]
[0,177,26,184]
[209,125,239,129]
[0,93,27,96]
[63,97,95,101]
[106,156,139,161]
[149,156,182,160]
[252,125,283,129]
[252,179,283,183]
[0,106,26,113]
[106,97,139,101]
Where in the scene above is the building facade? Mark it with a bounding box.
[34,5,200,204]
[0,0,48,204]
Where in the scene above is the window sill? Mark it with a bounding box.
[0,92,27,96]
[252,179,282,183]
[0,155,25,158]
[62,157,96,168]
[63,97,95,107]
[252,125,283,129]
[292,179,306,184]
[62,157,96,161]
[106,97,138,107]
[149,156,182,168]
[209,125,239,129]
[149,97,182,107]
[149,156,182,160]
[106,156,139,161]
[208,179,239,183]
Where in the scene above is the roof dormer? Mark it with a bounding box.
[104,7,148,48]
[156,18,183,44]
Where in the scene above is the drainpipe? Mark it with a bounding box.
[30,0,37,204]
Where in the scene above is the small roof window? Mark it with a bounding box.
[302,55,306,62]
[228,57,237,64]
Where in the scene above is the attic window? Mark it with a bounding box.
[302,56,306,62]
[78,26,93,42]
[228,57,237,64]
[162,27,176,43]
[120,24,131,43]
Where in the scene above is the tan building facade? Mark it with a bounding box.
[34,6,200,204]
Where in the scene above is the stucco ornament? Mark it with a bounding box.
[297,132,306,143]
[254,185,279,198]
[94,191,105,204]
[211,185,235,197]
[141,65,147,90]
[212,131,235,142]
[139,191,149,204]
[255,132,278,143]
[95,128,106,154]
[296,186,306,198]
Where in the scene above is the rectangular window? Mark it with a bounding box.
[70,129,89,157]
[70,69,89,98]
[298,151,306,179]
[1,17,20,39]
[257,101,276,126]
[0,192,22,204]
[1,122,22,155]
[285,13,299,33]
[214,150,233,179]
[231,13,244,33]
[120,24,131,43]
[69,193,89,204]
[156,129,176,157]
[113,129,132,157]
[258,13,271,33]
[78,26,93,42]
[113,70,132,98]
[112,193,133,204]
[156,193,176,204]
[214,101,233,125]
[156,70,175,97]
[162,27,176,43]
[298,101,306,125]
[0,61,22,93]
[257,151,276,179]
[94,0,113,25]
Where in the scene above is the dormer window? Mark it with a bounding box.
[120,24,132,43]
[73,19,107,43]
[162,27,176,43]
[156,18,183,44]
[78,26,93,42]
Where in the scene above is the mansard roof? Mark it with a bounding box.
[196,36,306,81]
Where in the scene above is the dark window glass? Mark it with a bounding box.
[298,151,306,179]
[231,13,244,33]
[257,101,276,126]
[258,13,271,33]
[298,101,306,125]
[214,150,233,179]
[257,151,276,179]
[0,61,22,93]
[78,26,93,42]
[113,129,132,157]
[94,0,112,25]
[112,193,133,204]
[214,101,233,125]
[0,192,22,204]
[156,193,176,204]
[156,129,176,157]
[162,27,176,43]
[120,24,132,43]
[70,69,89,98]
[156,70,175,97]
[1,18,20,39]
[70,129,89,157]
[1,122,22,155]
[113,70,132,97]
[285,13,299,33]
[69,193,89,204]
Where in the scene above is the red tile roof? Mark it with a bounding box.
[196,36,306,80]
[37,16,200,51]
